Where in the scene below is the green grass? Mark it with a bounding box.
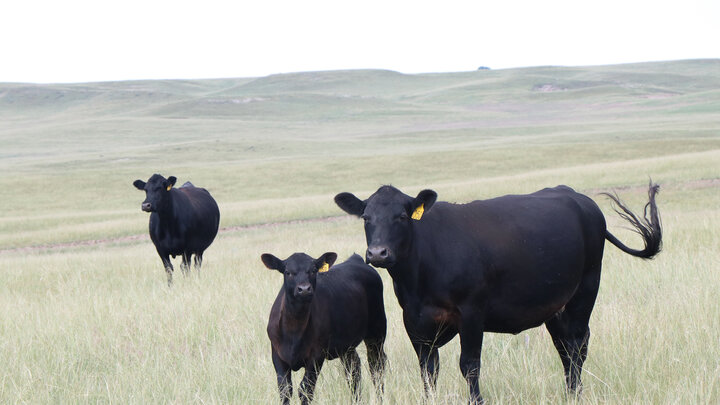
[1,60,719,403]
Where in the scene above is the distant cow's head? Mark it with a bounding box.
[261,252,338,303]
[335,185,437,268]
[133,174,177,212]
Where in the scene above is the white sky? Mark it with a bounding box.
[1,0,718,83]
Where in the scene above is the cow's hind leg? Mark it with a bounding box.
[545,264,601,395]
[180,253,191,276]
[365,296,387,398]
[194,252,203,276]
[458,313,485,404]
[340,349,362,402]
[365,337,387,398]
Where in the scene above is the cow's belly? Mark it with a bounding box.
[481,246,586,333]
[158,238,188,256]
[403,305,459,346]
[483,291,575,334]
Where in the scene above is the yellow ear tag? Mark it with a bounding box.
[411,204,424,220]
[166,185,172,191]
[319,262,330,273]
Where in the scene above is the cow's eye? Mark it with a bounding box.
[399,212,410,220]
[360,214,370,222]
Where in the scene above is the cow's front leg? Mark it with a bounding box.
[299,360,323,405]
[413,341,440,395]
[459,314,485,405]
[160,254,174,286]
[272,349,292,405]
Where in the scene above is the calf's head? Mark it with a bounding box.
[133,174,176,212]
[261,252,338,303]
[334,185,436,268]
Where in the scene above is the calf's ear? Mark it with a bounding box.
[334,192,366,217]
[316,252,338,272]
[261,253,284,273]
[133,180,146,190]
[410,189,438,220]
[165,176,177,191]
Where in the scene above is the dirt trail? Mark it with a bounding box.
[0,216,347,255]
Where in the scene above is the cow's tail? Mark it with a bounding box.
[601,181,662,259]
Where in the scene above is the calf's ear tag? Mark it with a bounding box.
[166,185,172,191]
[411,204,424,220]
[319,262,330,273]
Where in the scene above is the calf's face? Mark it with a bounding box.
[262,252,337,302]
[133,174,176,212]
[335,186,436,268]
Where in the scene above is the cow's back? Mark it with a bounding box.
[416,186,605,267]
[176,186,220,227]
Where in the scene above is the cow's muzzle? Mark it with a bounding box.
[366,246,394,268]
[295,283,314,299]
[141,202,152,212]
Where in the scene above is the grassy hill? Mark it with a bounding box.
[0,60,718,404]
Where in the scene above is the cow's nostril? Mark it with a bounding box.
[367,246,391,262]
[296,284,312,296]
[142,203,152,211]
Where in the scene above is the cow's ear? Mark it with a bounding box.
[334,192,366,217]
[409,189,437,220]
[165,176,177,191]
[261,253,284,273]
[316,252,338,272]
[133,180,146,190]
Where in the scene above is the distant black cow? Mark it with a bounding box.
[133,174,220,285]
[335,183,662,403]
[261,252,387,405]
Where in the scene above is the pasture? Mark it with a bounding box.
[1,59,719,404]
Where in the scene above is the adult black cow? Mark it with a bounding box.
[262,252,387,405]
[335,183,662,404]
[133,174,220,286]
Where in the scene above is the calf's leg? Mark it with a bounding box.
[299,360,323,405]
[272,350,292,405]
[340,349,362,402]
[365,337,387,398]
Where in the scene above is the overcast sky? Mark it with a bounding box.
[1,0,718,83]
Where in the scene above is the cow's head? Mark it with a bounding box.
[335,185,437,268]
[133,174,176,212]
[261,252,337,303]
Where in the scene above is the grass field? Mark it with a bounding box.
[1,59,719,404]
